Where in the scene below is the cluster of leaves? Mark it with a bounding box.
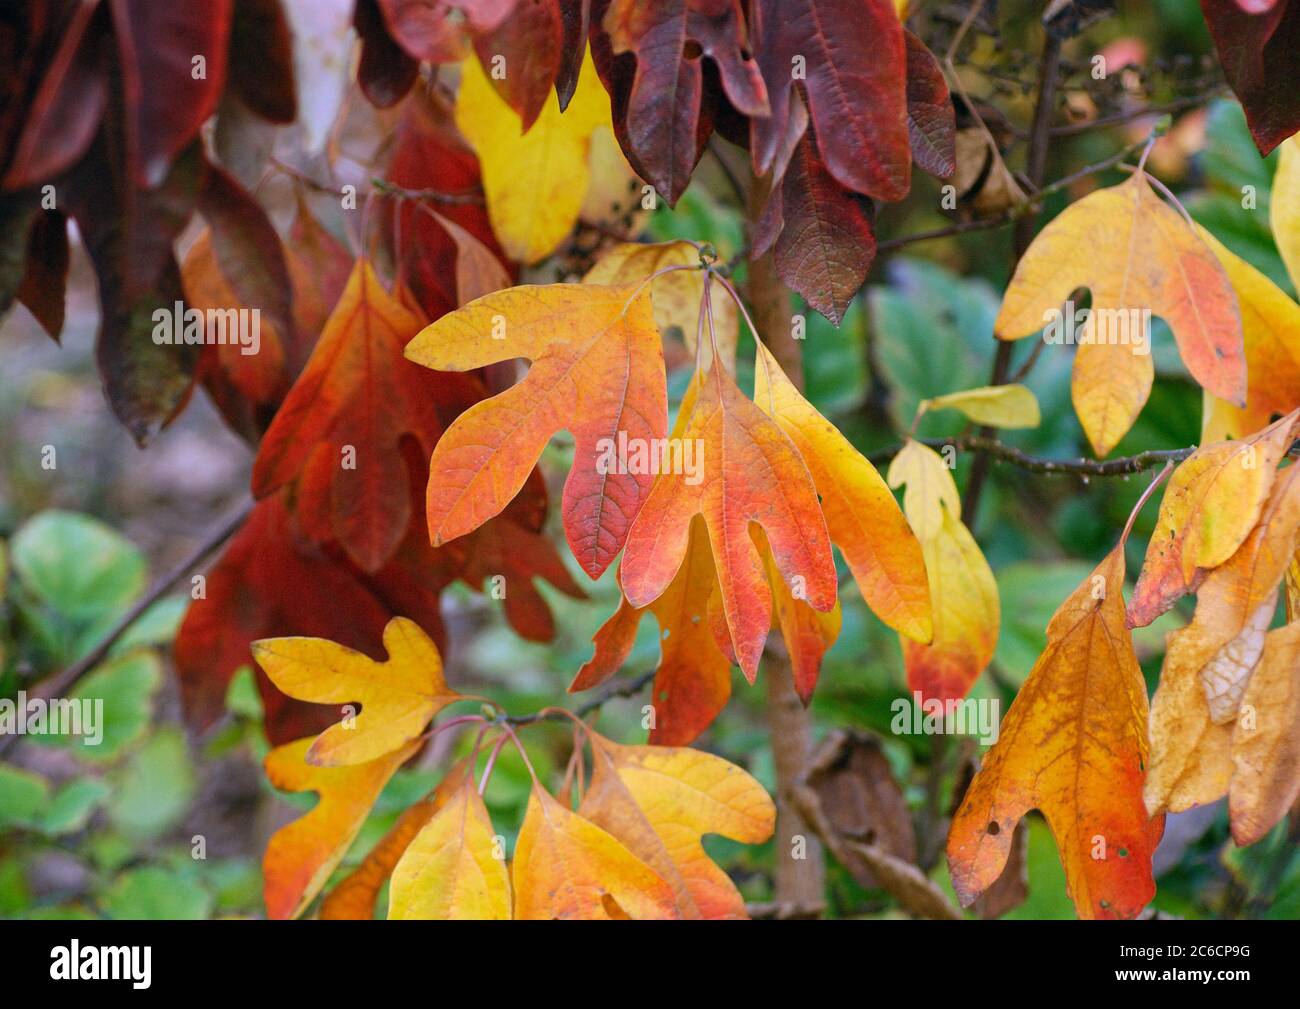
[0,512,259,919]
[251,618,774,918]
[4,0,1300,921]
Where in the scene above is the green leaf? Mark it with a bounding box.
[41,778,111,836]
[0,763,50,829]
[30,651,161,761]
[10,511,147,662]
[108,727,195,841]
[101,867,213,920]
[870,259,999,434]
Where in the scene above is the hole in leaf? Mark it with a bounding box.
[986,821,1001,836]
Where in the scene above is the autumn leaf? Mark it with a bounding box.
[1199,227,1300,443]
[887,439,997,702]
[406,281,665,580]
[472,0,564,131]
[621,363,837,679]
[904,29,955,179]
[174,492,447,745]
[919,384,1041,429]
[318,762,463,919]
[995,171,1245,456]
[1129,412,1299,627]
[947,545,1162,920]
[511,784,680,919]
[1273,136,1300,288]
[750,0,910,202]
[1145,463,1300,819]
[253,616,460,767]
[455,47,613,263]
[263,737,419,920]
[1200,0,1300,156]
[573,516,733,746]
[1230,618,1300,845]
[584,240,738,368]
[753,130,877,325]
[754,342,931,643]
[388,772,512,919]
[597,0,767,206]
[759,527,843,702]
[251,258,443,573]
[577,728,775,919]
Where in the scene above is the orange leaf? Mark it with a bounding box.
[995,172,1244,456]
[263,737,418,920]
[754,342,931,643]
[1128,411,1299,627]
[757,526,842,702]
[573,515,733,745]
[511,784,680,919]
[405,282,666,579]
[947,546,1162,920]
[252,259,442,572]
[621,364,836,678]
[577,728,775,919]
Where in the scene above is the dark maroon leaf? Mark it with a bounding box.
[198,157,294,349]
[751,0,909,202]
[16,208,70,339]
[376,0,517,63]
[1201,0,1300,154]
[904,30,955,179]
[594,0,766,205]
[1,1,109,191]
[107,0,234,187]
[475,0,564,131]
[756,131,875,325]
[62,139,207,443]
[555,0,592,109]
[228,0,297,122]
[355,0,419,108]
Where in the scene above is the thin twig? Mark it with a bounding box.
[869,435,1201,476]
[0,497,254,757]
[503,668,658,728]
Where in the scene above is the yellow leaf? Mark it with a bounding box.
[577,728,775,919]
[1129,410,1299,627]
[388,774,512,920]
[1272,136,1300,293]
[252,617,459,767]
[1229,618,1300,846]
[319,758,472,920]
[903,507,999,703]
[1198,229,1300,443]
[886,438,960,543]
[920,384,1041,429]
[511,785,680,919]
[584,241,737,368]
[455,48,611,263]
[887,438,998,702]
[263,737,418,920]
[1146,464,1300,817]
[995,172,1244,456]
